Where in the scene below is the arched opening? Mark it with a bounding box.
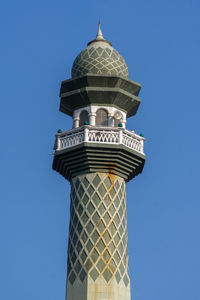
[79,110,89,126]
[96,109,108,126]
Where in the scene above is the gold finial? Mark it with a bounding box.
[87,21,112,46]
[96,20,103,40]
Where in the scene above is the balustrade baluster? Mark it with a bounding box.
[84,128,89,143]
[119,130,123,144]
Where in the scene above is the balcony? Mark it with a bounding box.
[53,126,145,181]
[54,126,145,154]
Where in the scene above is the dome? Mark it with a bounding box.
[71,24,128,78]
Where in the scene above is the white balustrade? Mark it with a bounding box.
[122,131,142,152]
[88,129,119,143]
[55,126,145,154]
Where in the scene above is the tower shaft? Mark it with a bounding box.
[66,172,130,300]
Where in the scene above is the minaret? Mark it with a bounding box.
[53,24,145,300]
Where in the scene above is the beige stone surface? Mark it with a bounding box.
[66,276,131,300]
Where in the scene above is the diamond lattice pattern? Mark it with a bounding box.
[67,173,130,287]
[71,46,128,78]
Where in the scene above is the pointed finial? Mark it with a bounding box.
[96,20,104,40]
[87,21,112,46]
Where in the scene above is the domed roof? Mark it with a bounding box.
[71,24,128,78]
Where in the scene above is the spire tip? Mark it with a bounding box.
[87,21,112,46]
[96,20,103,39]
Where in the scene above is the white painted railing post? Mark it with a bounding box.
[56,135,61,150]
[119,129,123,144]
[140,139,144,153]
[84,127,89,142]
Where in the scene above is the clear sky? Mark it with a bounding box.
[1,0,200,299]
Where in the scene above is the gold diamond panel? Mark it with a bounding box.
[67,172,130,287]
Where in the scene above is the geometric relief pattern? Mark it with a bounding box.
[71,46,128,79]
[67,172,130,287]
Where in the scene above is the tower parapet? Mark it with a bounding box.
[52,24,146,300]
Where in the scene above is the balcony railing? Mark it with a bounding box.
[54,126,145,154]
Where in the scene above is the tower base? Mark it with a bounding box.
[66,276,130,300]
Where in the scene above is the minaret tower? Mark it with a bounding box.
[53,24,146,300]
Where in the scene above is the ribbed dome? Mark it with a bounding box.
[71,24,128,78]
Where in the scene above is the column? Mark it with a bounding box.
[108,113,114,127]
[89,113,96,126]
[122,119,126,129]
[73,117,80,128]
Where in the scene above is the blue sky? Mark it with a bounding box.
[1,0,200,299]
